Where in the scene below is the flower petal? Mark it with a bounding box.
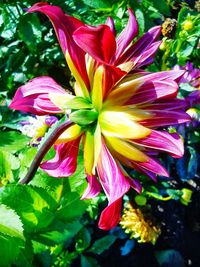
[73,24,116,64]
[81,175,101,199]
[116,8,138,60]
[132,130,184,158]
[55,124,82,144]
[97,141,130,229]
[98,198,122,230]
[41,137,81,177]
[9,76,66,115]
[99,110,151,139]
[140,110,191,127]
[28,2,90,91]
[105,136,148,162]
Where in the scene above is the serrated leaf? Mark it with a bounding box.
[0,131,30,153]
[0,185,57,232]
[0,204,24,240]
[88,235,117,255]
[56,191,88,221]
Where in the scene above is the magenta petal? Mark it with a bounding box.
[126,79,178,105]
[40,137,81,177]
[115,8,138,59]
[105,16,116,36]
[98,198,122,230]
[140,110,191,127]
[97,141,130,230]
[134,41,161,68]
[28,2,90,89]
[117,26,161,64]
[9,76,65,115]
[134,157,169,178]
[73,24,116,64]
[81,175,101,199]
[127,177,142,194]
[133,130,184,158]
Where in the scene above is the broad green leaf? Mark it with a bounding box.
[0,131,30,153]
[35,219,83,246]
[81,0,114,9]
[135,9,145,35]
[88,235,117,255]
[0,204,24,240]
[56,191,88,221]
[0,185,57,232]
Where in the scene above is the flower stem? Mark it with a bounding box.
[20,120,73,184]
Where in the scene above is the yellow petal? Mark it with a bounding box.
[65,52,90,99]
[99,110,151,139]
[104,75,144,107]
[105,136,147,162]
[55,124,82,144]
[49,93,74,112]
[92,123,102,174]
[84,130,94,175]
[92,65,104,111]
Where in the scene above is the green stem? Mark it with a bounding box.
[20,120,73,184]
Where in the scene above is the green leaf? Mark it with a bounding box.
[81,0,114,9]
[0,204,24,240]
[56,191,88,221]
[0,131,30,153]
[76,228,91,252]
[18,13,42,52]
[0,185,57,232]
[88,235,117,255]
[35,219,83,246]
[135,9,145,35]
[81,255,100,267]
[0,234,25,267]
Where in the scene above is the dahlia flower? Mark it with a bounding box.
[9,2,191,230]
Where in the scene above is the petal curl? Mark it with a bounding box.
[9,76,66,115]
[81,175,101,199]
[73,24,116,64]
[41,137,81,177]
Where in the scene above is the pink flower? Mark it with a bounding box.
[9,2,191,230]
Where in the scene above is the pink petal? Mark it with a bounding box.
[115,8,138,60]
[28,2,90,89]
[133,41,161,69]
[98,198,122,230]
[73,24,116,64]
[81,175,101,199]
[117,26,161,64]
[40,137,81,177]
[9,76,66,115]
[126,79,178,105]
[97,140,130,230]
[132,130,184,158]
[127,177,142,194]
[105,16,116,36]
[134,157,169,177]
[140,110,191,127]
[143,99,187,111]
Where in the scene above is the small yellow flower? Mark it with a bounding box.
[182,20,193,31]
[120,203,161,244]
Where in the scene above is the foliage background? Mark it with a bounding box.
[0,0,200,266]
